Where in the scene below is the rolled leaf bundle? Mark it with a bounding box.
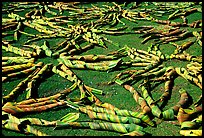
[23,21,54,35]
[96,102,119,111]
[25,63,53,99]
[127,47,160,61]
[2,111,54,126]
[125,62,162,84]
[58,58,122,71]
[2,57,35,66]
[41,41,52,57]
[2,68,40,105]
[2,62,35,74]
[186,62,202,84]
[79,105,115,115]
[182,106,202,115]
[52,45,72,57]
[52,65,71,80]
[123,84,151,114]
[181,114,202,130]
[23,44,42,56]
[186,62,202,74]
[130,62,151,67]
[180,130,202,136]
[162,88,189,120]
[82,32,108,48]
[59,54,118,62]
[138,66,167,79]
[171,40,195,54]
[190,20,202,28]
[16,99,62,109]
[60,64,103,95]
[170,53,202,63]
[2,43,37,57]
[113,62,162,85]
[127,50,154,62]
[141,86,162,118]
[115,62,163,84]
[147,47,168,61]
[3,112,80,127]
[2,121,48,136]
[16,82,77,105]
[175,67,202,89]
[109,70,138,85]
[2,62,43,82]
[158,79,173,103]
[2,100,67,115]
[2,112,49,136]
[79,105,154,127]
[177,106,202,125]
[57,43,95,57]
[55,121,145,135]
[85,109,142,124]
[194,95,202,107]
[52,64,103,104]
[146,66,176,84]
[84,85,103,95]
[192,31,202,46]
[52,65,88,99]
[177,88,190,108]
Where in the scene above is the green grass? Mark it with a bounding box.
[2,2,202,136]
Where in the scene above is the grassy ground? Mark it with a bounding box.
[2,2,202,136]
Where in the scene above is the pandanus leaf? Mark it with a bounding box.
[79,105,154,127]
[180,114,202,130]
[41,41,52,57]
[2,62,34,74]
[16,83,77,106]
[177,108,191,124]
[180,130,202,136]
[2,121,48,136]
[3,111,55,126]
[3,62,44,82]
[84,85,103,95]
[141,86,162,118]
[177,88,189,107]
[177,106,202,125]
[85,109,142,124]
[2,100,67,115]
[55,66,97,99]
[13,31,18,41]
[55,121,145,135]
[181,122,195,129]
[25,63,53,99]
[59,112,80,123]
[2,43,36,57]
[2,68,40,105]
[195,96,203,108]
[162,109,175,120]
[2,112,48,136]
[156,79,174,104]
[23,44,42,56]
[123,84,151,114]
[181,121,201,130]
[60,54,118,62]
[2,57,35,66]
[162,88,190,120]
[183,106,202,115]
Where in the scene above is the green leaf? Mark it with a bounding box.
[59,112,80,123]
[162,108,175,120]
